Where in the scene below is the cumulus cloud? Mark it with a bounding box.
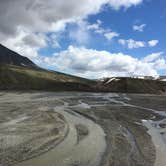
[87,20,102,31]
[0,0,144,38]
[133,24,146,32]
[0,0,144,59]
[148,40,159,47]
[153,59,166,70]
[40,46,164,78]
[104,32,119,40]
[118,39,145,49]
[22,33,47,48]
[119,39,159,49]
[108,0,143,10]
[1,29,42,59]
[142,52,166,70]
[69,21,90,45]
[143,52,164,62]
[87,20,119,41]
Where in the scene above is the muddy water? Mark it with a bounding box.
[14,105,106,166]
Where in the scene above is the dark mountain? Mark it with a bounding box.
[0,44,36,67]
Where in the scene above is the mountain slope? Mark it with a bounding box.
[0,64,95,91]
[0,44,36,67]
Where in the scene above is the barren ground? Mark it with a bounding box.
[0,92,165,166]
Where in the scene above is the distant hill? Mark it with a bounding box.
[158,76,166,82]
[0,44,36,68]
[0,44,165,94]
[97,77,166,94]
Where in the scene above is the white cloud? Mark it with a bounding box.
[40,46,164,78]
[87,19,103,32]
[148,40,159,47]
[104,32,119,40]
[1,29,42,59]
[48,34,61,48]
[143,52,166,70]
[143,52,164,62]
[108,0,143,10]
[69,21,90,45]
[0,0,144,61]
[127,39,145,49]
[133,24,146,32]
[87,20,119,41]
[87,20,105,35]
[87,23,101,31]
[119,39,159,49]
[118,39,145,49]
[153,59,166,70]
[0,0,144,38]
[22,33,47,48]
[118,39,126,45]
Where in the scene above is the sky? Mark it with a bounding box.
[0,0,166,79]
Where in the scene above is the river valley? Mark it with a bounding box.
[0,92,165,166]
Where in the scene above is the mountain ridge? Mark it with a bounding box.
[0,44,36,68]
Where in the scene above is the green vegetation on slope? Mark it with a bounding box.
[0,64,95,91]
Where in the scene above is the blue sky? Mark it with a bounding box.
[1,0,166,78]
